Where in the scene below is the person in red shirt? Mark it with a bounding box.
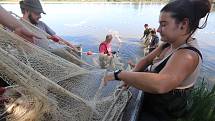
[99,34,113,56]
[99,34,114,68]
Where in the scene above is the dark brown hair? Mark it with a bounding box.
[144,24,148,27]
[106,34,113,40]
[161,0,211,34]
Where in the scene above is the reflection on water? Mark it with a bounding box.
[2,3,215,85]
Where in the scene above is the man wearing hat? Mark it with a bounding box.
[19,0,78,51]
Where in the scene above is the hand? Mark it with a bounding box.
[119,82,130,89]
[14,26,40,43]
[48,35,60,43]
[128,60,136,68]
[103,72,115,86]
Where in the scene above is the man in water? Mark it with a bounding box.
[149,29,159,53]
[140,24,152,49]
[99,34,116,69]
[99,34,113,56]
[140,24,151,41]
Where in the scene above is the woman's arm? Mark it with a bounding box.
[104,49,199,94]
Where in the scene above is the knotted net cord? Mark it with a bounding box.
[0,24,131,121]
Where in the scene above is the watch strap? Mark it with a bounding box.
[114,70,122,80]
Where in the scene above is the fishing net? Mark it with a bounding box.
[15,17,94,70]
[8,12,125,70]
[0,26,131,121]
[17,17,124,70]
[98,54,124,70]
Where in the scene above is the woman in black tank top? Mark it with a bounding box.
[103,0,211,121]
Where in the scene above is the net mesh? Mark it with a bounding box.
[17,17,94,70]
[15,15,124,70]
[0,22,131,121]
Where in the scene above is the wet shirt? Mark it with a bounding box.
[149,35,159,48]
[34,21,56,50]
[143,28,150,38]
[99,41,112,55]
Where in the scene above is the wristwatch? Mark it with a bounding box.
[114,69,122,80]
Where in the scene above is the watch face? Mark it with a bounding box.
[115,70,120,73]
[114,69,122,80]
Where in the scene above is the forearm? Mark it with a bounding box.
[0,6,22,31]
[118,71,172,94]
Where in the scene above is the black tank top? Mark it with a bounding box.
[141,46,202,121]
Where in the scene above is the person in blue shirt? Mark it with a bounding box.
[149,29,159,53]
[19,0,78,51]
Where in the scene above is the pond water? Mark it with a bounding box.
[2,3,215,85]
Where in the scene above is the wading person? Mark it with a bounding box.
[99,34,115,69]
[140,24,152,49]
[103,0,211,120]
[140,24,150,41]
[148,29,159,53]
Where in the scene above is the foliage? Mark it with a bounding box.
[178,79,215,121]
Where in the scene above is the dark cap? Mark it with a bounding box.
[144,24,148,27]
[19,0,46,14]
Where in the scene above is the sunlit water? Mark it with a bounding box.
[2,3,215,85]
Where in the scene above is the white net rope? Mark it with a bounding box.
[0,26,131,121]
[0,27,87,82]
